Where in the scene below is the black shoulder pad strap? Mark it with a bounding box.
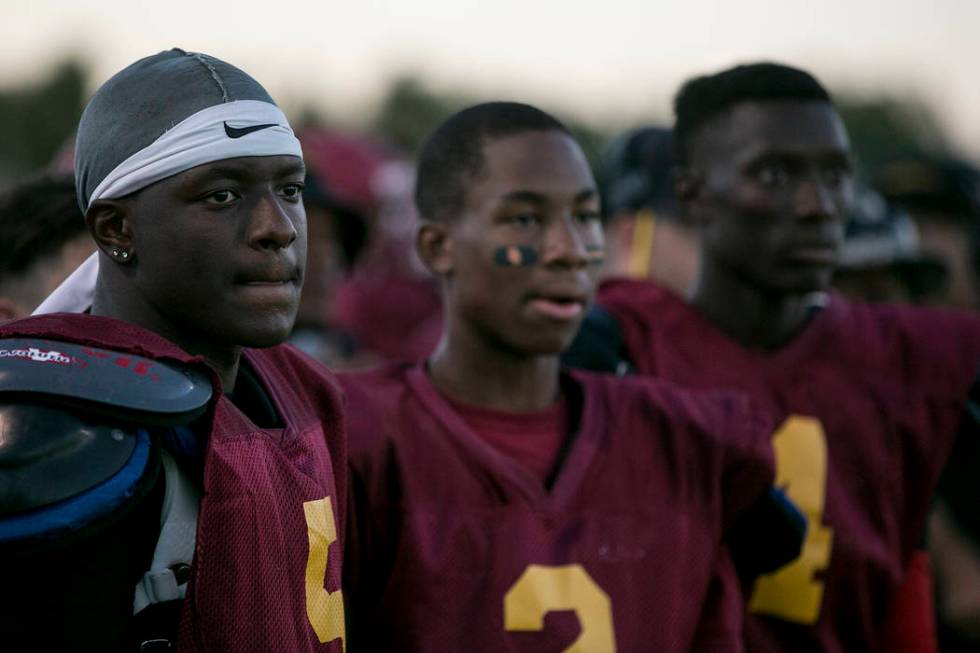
[936,367,980,544]
[0,338,212,425]
[728,486,807,583]
[561,305,634,375]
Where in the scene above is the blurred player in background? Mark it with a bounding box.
[340,101,799,652]
[875,155,980,310]
[831,182,946,304]
[0,171,94,321]
[599,126,700,294]
[567,61,980,652]
[0,49,346,651]
[563,127,700,375]
[875,155,980,651]
[289,135,372,368]
[301,126,444,365]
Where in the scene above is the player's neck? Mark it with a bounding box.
[691,263,819,351]
[426,328,561,413]
[91,277,242,392]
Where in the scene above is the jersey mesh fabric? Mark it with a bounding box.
[177,345,346,652]
[0,313,347,652]
[341,363,775,652]
[447,395,567,483]
[597,278,980,653]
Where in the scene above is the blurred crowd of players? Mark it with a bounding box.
[2,55,980,651]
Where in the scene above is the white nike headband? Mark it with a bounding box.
[37,101,302,315]
[85,100,302,210]
[35,49,303,316]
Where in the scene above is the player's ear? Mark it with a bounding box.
[416,219,454,276]
[673,165,708,227]
[0,297,19,321]
[86,199,136,263]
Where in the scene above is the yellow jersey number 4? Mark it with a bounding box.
[749,416,834,624]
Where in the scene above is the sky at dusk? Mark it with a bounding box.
[3,0,979,161]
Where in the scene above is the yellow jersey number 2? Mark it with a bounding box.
[749,416,834,624]
[504,564,616,652]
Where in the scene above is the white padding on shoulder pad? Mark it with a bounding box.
[134,448,199,614]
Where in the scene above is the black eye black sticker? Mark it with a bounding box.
[494,245,539,267]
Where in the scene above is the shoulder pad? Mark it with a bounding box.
[0,337,212,425]
[561,305,633,375]
[0,403,159,537]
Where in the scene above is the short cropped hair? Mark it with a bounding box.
[415,101,571,222]
[673,62,833,164]
[0,171,86,279]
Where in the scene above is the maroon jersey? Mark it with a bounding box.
[341,363,775,652]
[0,314,347,652]
[598,278,980,653]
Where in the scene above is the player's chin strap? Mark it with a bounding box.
[134,444,200,615]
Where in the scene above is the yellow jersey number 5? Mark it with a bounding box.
[303,497,346,649]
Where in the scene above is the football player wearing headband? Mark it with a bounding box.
[0,49,345,652]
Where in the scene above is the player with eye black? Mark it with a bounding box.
[339,101,802,652]
[566,61,980,652]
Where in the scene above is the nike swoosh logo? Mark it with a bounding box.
[223,122,278,138]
